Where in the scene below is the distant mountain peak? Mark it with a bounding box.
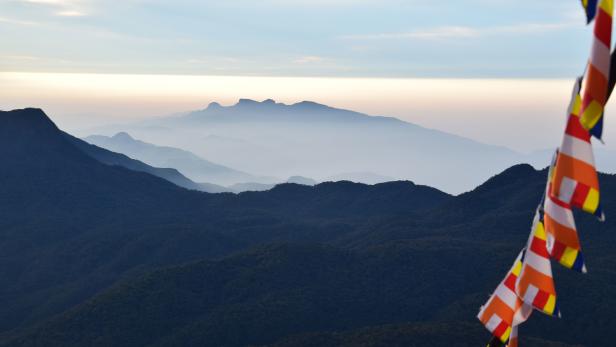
[234,98,283,107]
[208,98,331,110]
[287,175,317,186]
[294,100,327,109]
[206,101,222,110]
[112,132,134,141]
[176,98,412,132]
[187,98,361,119]
[236,98,260,106]
[201,98,352,116]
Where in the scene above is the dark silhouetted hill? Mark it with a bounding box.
[0,108,451,341]
[1,109,614,346]
[267,322,582,347]
[0,244,515,347]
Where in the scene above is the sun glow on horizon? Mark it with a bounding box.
[0,71,579,152]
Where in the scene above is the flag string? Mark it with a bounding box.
[477,1,613,345]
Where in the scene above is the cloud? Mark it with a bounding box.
[21,0,78,5]
[340,26,479,40]
[0,16,39,25]
[494,22,575,34]
[0,55,41,61]
[294,56,326,64]
[238,0,396,6]
[19,0,91,17]
[339,22,576,41]
[22,0,64,3]
[55,10,86,16]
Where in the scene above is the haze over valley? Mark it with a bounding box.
[76,98,616,194]
[85,98,527,194]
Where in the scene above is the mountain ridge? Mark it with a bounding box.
[2,108,613,346]
[84,131,272,186]
[183,98,408,125]
[109,98,526,194]
[0,108,454,338]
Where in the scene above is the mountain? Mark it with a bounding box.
[227,181,275,192]
[63,132,204,191]
[2,108,615,346]
[200,176,318,194]
[7,224,611,346]
[84,132,272,186]
[179,98,402,124]
[198,181,234,193]
[2,244,569,347]
[267,322,581,347]
[0,108,238,333]
[286,175,317,185]
[93,99,526,194]
[0,108,451,339]
[212,176,318,194]
[323,171,395,185]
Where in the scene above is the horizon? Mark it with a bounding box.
[0,71,584,153]
[0,0,605,154]
[1,1,614,346]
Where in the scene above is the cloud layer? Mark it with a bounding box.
[0,0,591,78]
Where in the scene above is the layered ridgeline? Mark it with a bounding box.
[84,132,276,187]
[0,108,450,342]
[64,132,207,192]
[84,133,320,193]
[2,109,614,346]
[92,99,525,194]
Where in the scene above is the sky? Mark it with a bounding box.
[0,0,591,77]
[0,0,609,152]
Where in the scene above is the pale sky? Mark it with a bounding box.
[0,0,591,76]
[0,0,610,152]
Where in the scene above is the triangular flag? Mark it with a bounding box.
[579,0,613,139]
[516,210,560,317]
[551,78,604,219]
[582,0,600,23]
[544,151,588,273]
[478,250,532,344]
